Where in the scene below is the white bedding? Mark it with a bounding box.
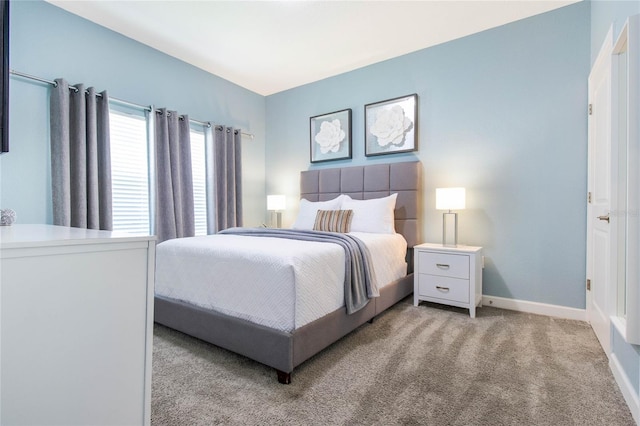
[155,231,407,332]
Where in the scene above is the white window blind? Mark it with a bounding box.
[190,127,207,236]
[109,109,151,234]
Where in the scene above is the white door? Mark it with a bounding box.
[587,30,615,355]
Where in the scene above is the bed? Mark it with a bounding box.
[154,161,421,383]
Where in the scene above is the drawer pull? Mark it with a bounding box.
[436,263,450,269]
[435,286,450,292]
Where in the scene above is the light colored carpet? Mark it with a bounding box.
[152,299,635,425]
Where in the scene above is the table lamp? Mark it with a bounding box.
[436,187,465,246]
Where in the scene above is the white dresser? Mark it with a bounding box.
[0,225,155,426]
[414,243,483,318]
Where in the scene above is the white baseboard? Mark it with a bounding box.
[610,353,640,425]
[481,295,587,321]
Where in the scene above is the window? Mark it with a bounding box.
[109,107,210,236]
[190,127,207,236]
[109,109,151,234]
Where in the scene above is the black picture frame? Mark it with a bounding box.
[365,94,417,157]
[309,108,352,163]
[0,0,9,154]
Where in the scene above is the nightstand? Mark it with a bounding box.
[413,243,483,318]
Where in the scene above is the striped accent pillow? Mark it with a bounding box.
[313,209,354,233]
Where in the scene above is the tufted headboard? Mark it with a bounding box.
[300,161,422,248]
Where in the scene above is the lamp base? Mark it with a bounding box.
[442,211,458,247]
[271,211,282,228]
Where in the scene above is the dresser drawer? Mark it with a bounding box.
[418,251,469,279]
[418,274,469,303]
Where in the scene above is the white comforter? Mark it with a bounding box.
[155,231,407,332]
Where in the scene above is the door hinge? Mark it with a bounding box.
[587,279,591,291]
[588,192,592,204]
[588,104,593,115]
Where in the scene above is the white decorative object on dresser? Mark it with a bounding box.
[414,243,483,318]
[0,224,155,426]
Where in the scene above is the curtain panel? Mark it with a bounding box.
[213,125,242,231]
[154,108,195,243]
[50,78,112,230]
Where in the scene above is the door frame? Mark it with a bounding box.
[610,14,640,346]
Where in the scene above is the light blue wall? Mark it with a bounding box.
[591,0,640,408]
[0,0,266,226]
[266,2,590,309]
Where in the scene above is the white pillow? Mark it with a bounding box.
[292,195,346,230]
[341,193,398,234]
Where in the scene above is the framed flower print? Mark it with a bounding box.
[310,108,352,163]
[365,94,417,156]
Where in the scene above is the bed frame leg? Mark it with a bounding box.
[276,370,291,384]
[368,316,376,324]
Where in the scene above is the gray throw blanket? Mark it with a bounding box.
[219,227,378,314]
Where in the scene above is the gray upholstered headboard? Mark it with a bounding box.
[300,161,422,247]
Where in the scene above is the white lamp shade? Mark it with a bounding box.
[436,187,466,210]
[267,195,286,211]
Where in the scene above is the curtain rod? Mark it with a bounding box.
[9,69,255,140]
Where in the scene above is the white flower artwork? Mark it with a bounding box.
[310,109,352,163]
[365,94,417,156]
[315,119,345,154]
[370,105,412,147]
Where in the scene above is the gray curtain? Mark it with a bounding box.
[50,78,112,230]
[155,108,195,243]
[213,125,242,231]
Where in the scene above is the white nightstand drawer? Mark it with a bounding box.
[418,252,469,279]
[419,274,469,303]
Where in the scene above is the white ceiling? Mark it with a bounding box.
[46,0,580,96]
